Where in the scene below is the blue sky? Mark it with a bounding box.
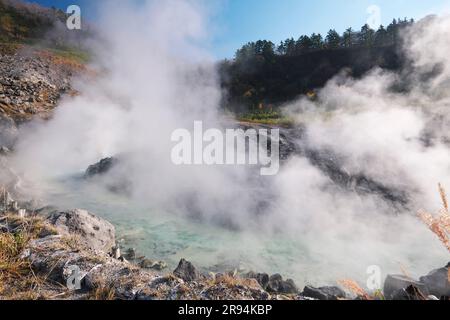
[29,0,450,58]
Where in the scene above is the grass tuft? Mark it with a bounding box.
[419,184,450,253]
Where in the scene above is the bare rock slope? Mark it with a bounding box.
[0,44,84,148]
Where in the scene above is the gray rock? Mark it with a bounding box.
[47,209,116,253]
[0,146,10,155]
[139,259,167,271]
[302,285,346,300]
[419,262,450,298]
[246,272,270,290]
[266,274,298,294]
[383,274,428,299]
[124,248,137,261]
[391,285,427,300]
[173,259,199,281]
[85,157,118,178]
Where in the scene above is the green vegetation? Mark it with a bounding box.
[0,0,91,63]
[0,0,65,42]
[220,19,414,113]
[237,110,294,127]
[45,46,91,64]
[235,18,413,60]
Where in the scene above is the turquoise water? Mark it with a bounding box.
[38,176,449,288]
[39,177,316,284]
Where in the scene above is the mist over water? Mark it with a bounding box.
[10,1,450,286]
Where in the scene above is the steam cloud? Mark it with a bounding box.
[10,1,450,285]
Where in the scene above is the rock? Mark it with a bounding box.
[383,274,428,299]
[85,157,118,178]
[0,114,18,149]
[173,259,199,282]
[139,259,154,269]
[246,272,270,290]
[0,97,11,105]
[124,248,137,261]
[46,209,116,253]
[35,205,59,216]
[139,259,168,271]
[392,285,427,300]
[0,146,10,155]
[111,245,121,259]
[302,285,346,300]
[419,263,450,298]
[266,274,298,294]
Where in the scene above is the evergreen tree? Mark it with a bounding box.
[374,25,388,46]
[326,29,341,49]
[310,33,324,49]
[359,24,375,47]
[342,27,355,48]
[296,35,312,53]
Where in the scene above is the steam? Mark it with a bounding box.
[9,1,450,285]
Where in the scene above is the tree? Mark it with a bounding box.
[284,38,296,56]
[342,27,355,48]
[359,24,375,47]
[374,25,388,46]
[261,40,275,59]
[310,33,324,50]
[296,35,312,53]
[277,41,287,55]
[326,29,341,49]
[235,42,256,62]
[386,19,398,45]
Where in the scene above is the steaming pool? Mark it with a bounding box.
[40,177,316,281]
[38,176,449,287]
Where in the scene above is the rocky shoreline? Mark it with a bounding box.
[0,183,449,300]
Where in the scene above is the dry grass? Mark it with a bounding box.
[0,231,42,299]
[337,279,372,300]
[419,184,450,253]
[207,273,260,289]
[0,214,62,299]
[88,283,116,301]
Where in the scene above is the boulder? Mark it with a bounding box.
[124,248,137,261]
[383,274,428,299]
[47,209,116,253]
[266,274,298,294]
[173,259,199,282]
[246,272,270,290]
[391,285,427,300]
[302,285,346,300]
[139,259,167,271]
[84,157,118,178]
[419,263,450,298]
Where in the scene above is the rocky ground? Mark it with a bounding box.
[0,43,84,149]
[0,168,448,300]
[0,191,329,300]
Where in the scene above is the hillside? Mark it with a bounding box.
[0,0,63,42]
[220,45,405,113]
[219,19,413,113]
[0,0,90,50]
